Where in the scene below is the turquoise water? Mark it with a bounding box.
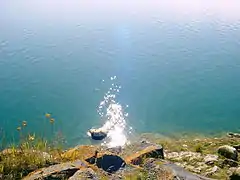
[1,1,240,146]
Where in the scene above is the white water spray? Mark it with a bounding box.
[96,76,131,148]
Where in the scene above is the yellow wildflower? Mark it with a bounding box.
[50,118,55,124]
[22,120,27,127]
[45,113,51,118]
[28,134,35,141]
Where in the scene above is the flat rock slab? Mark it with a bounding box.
[23,160,87,180]
[124,140,164,165]
[62,145,98,161]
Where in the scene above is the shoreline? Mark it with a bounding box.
[0,131,239,179]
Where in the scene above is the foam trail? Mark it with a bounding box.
[97,76,131,148]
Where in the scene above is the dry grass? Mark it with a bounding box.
[0,113,65,179]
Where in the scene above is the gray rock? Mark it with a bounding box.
[204,166,219,177]
[68,168,99,180]
[163,162,214,180]
[227,167,237,176]
[222,159,239,167]
[167,151,202,161]
[227,132,240,138]
[218,145,238,160]
[230,167,240,180]
[143,159,171,179]
[23,160,87,180]
[204,154,218,165]
[233,144,240,152]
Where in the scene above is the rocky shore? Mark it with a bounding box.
[1,132,240,180]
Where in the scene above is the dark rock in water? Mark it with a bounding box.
[23,160,87,180]
[86,153,126,173]
[88,128,107,140]
[218,145,238,161]
[125,140,164,165]
[68,168,99,180]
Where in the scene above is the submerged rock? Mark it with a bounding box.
[218,145,238,161]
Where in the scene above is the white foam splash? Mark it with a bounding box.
[97,76,131,148]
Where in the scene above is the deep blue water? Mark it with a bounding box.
[0,1,240,146]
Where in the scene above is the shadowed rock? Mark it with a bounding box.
[222,159,239,167]
[86,152,126,173]
[23,160,87,180]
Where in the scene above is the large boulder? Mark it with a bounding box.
[23,160,86,180]
[218,145,238,160]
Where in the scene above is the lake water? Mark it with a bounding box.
[0,1,240,147]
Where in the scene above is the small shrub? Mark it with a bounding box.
[195,144,203,153]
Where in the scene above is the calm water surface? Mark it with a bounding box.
[0,1,240,146]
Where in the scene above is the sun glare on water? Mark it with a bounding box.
[96,76,132,148]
